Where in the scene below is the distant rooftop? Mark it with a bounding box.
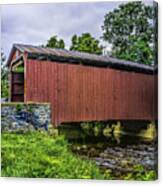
[7,43,157,74]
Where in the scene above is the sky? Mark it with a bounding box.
[1,1,153,58]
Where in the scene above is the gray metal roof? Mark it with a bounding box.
[7,43,157,74]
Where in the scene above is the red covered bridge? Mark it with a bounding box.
[7,44,158,126]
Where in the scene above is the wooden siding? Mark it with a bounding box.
[25,59,157,126]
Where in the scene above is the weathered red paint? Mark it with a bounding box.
[24,59,157,125]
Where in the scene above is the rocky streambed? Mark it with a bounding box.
[94,144,157,175]
[70,135,157,177]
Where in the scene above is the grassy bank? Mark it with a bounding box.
[1,131,157,180]
[1,132,104,179]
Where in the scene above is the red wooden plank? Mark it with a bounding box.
[25,59,157,126]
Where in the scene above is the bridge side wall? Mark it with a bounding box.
[25,59,157,126]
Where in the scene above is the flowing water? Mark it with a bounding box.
[69,132,157,177]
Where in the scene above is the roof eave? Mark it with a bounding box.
[6,44,25,67]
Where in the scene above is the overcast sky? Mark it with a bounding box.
[1,1,152,58]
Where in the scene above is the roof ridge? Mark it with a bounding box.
[14,43,103,57]
[13,43,155,66]
[7,43,157,74]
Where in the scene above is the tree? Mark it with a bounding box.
[46,35,65,49]
[1,50,9,98]
[70,33,103,55]
[102,2,156,65]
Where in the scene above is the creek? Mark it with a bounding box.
[69,131,157,177]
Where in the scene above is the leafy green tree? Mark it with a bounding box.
[46,35,65,49]
[102,2,156,65]
[70,33,103,55]
[1,51,9,98]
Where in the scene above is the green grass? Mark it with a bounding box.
[1,132,105,179]
[122,164,157,181]
[1,131,157,180]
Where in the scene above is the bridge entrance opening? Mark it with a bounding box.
[10,59,24,102]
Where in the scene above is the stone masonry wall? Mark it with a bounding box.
[1,103,51,132]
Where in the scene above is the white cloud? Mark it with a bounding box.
[1,1,124,57]
[1,1,151,57]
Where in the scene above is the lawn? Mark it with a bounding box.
[1,130,157,180]
[1,131,105,179]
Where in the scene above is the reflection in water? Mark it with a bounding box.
[113,121,121,144]
[139,121,157,140]
[70,122,157,177]
[102,121,157,144]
